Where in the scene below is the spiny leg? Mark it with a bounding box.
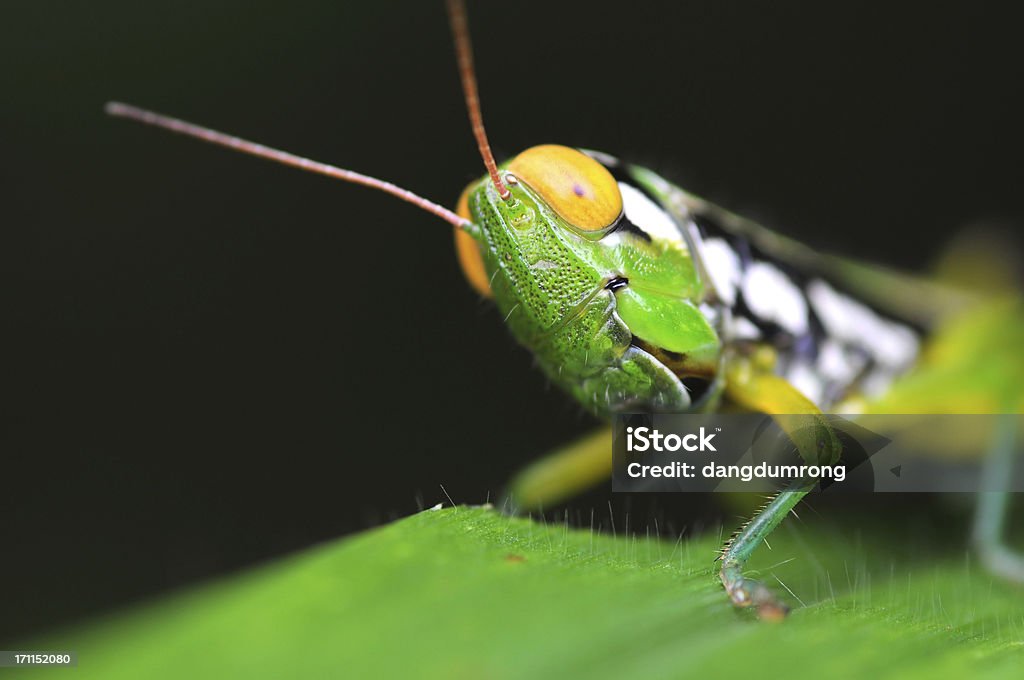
[718,358,841,619]
[972,415,1024,582]
[503,426,612,514]
[719,486,810,621]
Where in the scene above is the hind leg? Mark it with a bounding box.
[502,427,612,513]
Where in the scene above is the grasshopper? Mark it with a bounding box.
[106,0,1024,619]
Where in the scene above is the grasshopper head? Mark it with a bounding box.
[454,145,721,414]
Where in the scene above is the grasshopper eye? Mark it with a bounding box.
[508,145,623,232]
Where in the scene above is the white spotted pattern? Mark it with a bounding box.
[807,279,918,369]
[817,339,865,384]
[741,262,809,335]
[701,238,742,305]
[786,361,825,405]
[618,182,683,245]
[730,316,762,340]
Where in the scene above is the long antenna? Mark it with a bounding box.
[446,0,511,201]
[104,102,471,229]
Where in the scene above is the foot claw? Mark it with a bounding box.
[723,575,790,621]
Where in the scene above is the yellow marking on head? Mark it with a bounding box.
[508,145,622,232]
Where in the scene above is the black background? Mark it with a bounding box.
[3,1,1021,640]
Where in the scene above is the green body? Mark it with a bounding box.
[463,160,719,416]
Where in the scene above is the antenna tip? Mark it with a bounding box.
[105,101,129,117]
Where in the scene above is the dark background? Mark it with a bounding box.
[2,1,1021,641]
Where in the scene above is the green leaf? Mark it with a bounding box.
[25,506,1024,678]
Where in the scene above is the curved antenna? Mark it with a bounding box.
[446,0,511,201]
[104,102,471,230]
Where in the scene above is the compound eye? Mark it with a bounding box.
[507,145,622,232]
